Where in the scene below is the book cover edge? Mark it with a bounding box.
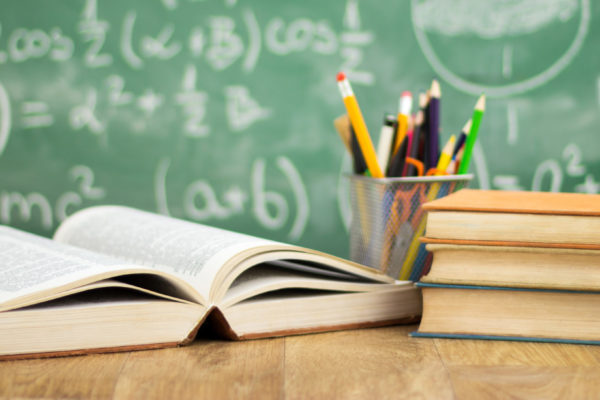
[410,331,600,345]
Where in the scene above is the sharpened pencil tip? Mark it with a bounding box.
[418,92,428,108]
[430,79,441,98]
[336,72,346,82]
[475,94,486,110]
[462,119,472,134]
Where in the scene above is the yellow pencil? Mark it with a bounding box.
[337,72,384,178]
[435,135,456,175]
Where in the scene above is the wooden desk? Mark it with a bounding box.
[2,324,600,399]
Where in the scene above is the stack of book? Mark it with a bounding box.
[412,189,600,344]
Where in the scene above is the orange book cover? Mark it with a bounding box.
[421,189,600,248]
[422,189,600,216]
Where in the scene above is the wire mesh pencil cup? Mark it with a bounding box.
[348,174,472,280]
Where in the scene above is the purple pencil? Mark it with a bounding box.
[427,79,441,170]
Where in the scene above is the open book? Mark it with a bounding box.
[0,206,421,359]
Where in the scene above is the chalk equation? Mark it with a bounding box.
[0,0,378,248]
[0,0,598,259]
[155,156,309,240]
[0,165,105,230]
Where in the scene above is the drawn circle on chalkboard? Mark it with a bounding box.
[411,0,590,97]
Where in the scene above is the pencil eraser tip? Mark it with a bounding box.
[401,91,412,97]
[336,72,346,82]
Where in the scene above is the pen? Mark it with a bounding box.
[376,114,397,175]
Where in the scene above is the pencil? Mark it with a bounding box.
[419,92,431,167]
[452,119,471,158]
[387,135,408,177]
[458,94,486,174]
[427,79,441,170]
[445,158,457,175]
[333,114,352,154]
[401,128,413,176]
[405,93,427,176]
[435,134,456,175]
[337,72,384,178]
[452,147,465,174]
[391,91,412,159]
[350,124,368,174]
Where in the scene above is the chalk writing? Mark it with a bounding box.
[0,0,596,260]
[0,81,11,156]
[69,89,104,134]
[532,143,597,192]
[1,165,105,228]
[21,102,53,129]
[3,26,74,63]
[79,0,112,68]
[156,156,308,239]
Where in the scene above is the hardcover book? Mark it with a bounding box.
[414,283,600,344]
[420,243,600,291]
[422,189,600,249]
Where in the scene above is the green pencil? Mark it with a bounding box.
[458,94,486,174]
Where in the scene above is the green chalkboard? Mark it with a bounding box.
[0,0,599,258]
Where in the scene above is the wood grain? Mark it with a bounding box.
[2,324,600,399]
[0,352,128,399]
[434,338,600,367]
[448,366,600,400]
[113,338,285,400]
[284,326,454,400]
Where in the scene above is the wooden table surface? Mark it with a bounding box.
[2,324,600,399]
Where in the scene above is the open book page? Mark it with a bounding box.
[0,225,166,311]
[220,263,408,308]
[54,206,278,299]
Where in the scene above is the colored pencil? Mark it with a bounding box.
[435,134,456,175]
[452,119,471,158]
[427,79,441,170]
[458,94,486,174]
[419,91,431,168]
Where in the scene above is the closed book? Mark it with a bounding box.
[421,189,600,249]
[414,283,600,344]
[420,243,600,291]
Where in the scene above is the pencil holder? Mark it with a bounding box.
[348,174,472,280]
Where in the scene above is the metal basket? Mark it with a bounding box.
[348,174,472,280]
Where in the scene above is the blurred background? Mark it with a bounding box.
[0,0,598,257]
